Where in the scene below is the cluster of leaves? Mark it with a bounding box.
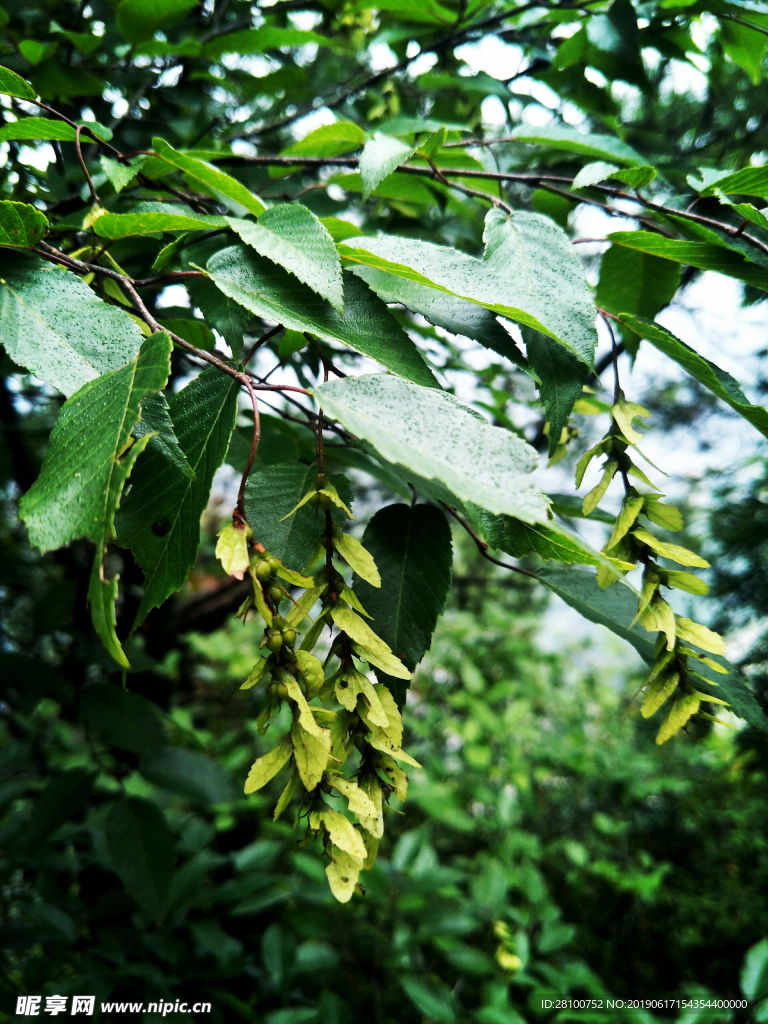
[2,0,768,899]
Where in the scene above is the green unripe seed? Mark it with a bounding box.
[272,615,286,630]
[315,473,329,490]
[281,627,297,648]
[317,492,333,509]
[255,560,272,583]
[267,557,281,572]
[269,584,284,603]
[266,631,283,653]
[268,681,289,701]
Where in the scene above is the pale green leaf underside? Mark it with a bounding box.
[509,124,645,166]
[0,253,144,396]
[316,375,551,524]
[619,314,768,438]
[229,203,343,312]
[539,567,768,732]
[206,244,437,387]
[115,368,239,630]
[340,209,597,366]
[359,133,417,200]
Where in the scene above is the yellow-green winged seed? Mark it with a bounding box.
[291,716,331,791]
[244,733,293,794]
[656,692,700,745]
[641,670,679,718]
[325,844,363,903]
[675,617,726,656]
[332,524,381,587]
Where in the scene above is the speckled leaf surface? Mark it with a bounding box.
[359,133,416,200]
[316,375,551,523]
[340,209,597,366]
[206,245,437,387]
[229,203,343,311]
[0,253,145,396]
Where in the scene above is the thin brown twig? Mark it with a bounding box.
[236,376,261,523]
[75,125,99,204]
[242,324,284,368]
[440,503,537,579]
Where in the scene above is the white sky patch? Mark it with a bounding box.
[662,59,709,102]
[290,106,337,140]
[481,95,507,129]
[368,41,397,73]
[18,144,55,172]
[455,36,523,80]
[407,52,438,78]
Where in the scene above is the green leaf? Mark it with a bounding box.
[0,65,36,100]
[19,333,171,552]
[158,317,216,351]
[24,768,95,849]
[538,566,767,732]
[359,133,417,200]
[20,333,172,665]
[139,746,237,803]
[525,329,588,456]
[100,154,146,193]
[741,939,768,1003]
[341,208,597,366]
[284,121,366,158]
[353,503,452,706]
[243,464,352,572]
[0,200,48,248]
[206,245,437,387]
[596,247,680,355]
[607,231,768,292]
[93,203,228,239]
[80,684,165,754]
[720,17,768,85]
[116,0,198,43]
[244,734,293,794]
[229,204,343,311]
[134,391,194,480]
[351,264,527,369]
[714,190,768,230]
[400,976,456,1024]
[508,124,645,166]
[0,253,145,396]
[316,375,551,523]
[619,315,768,438]
[106,797,175,920]
[476,510,628,573]
[203,25,335,59]
[700,165,768,199]
[115,367,239,630]
[0,116,107,143]
[183,240,252,358]
[152,138,265,216]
